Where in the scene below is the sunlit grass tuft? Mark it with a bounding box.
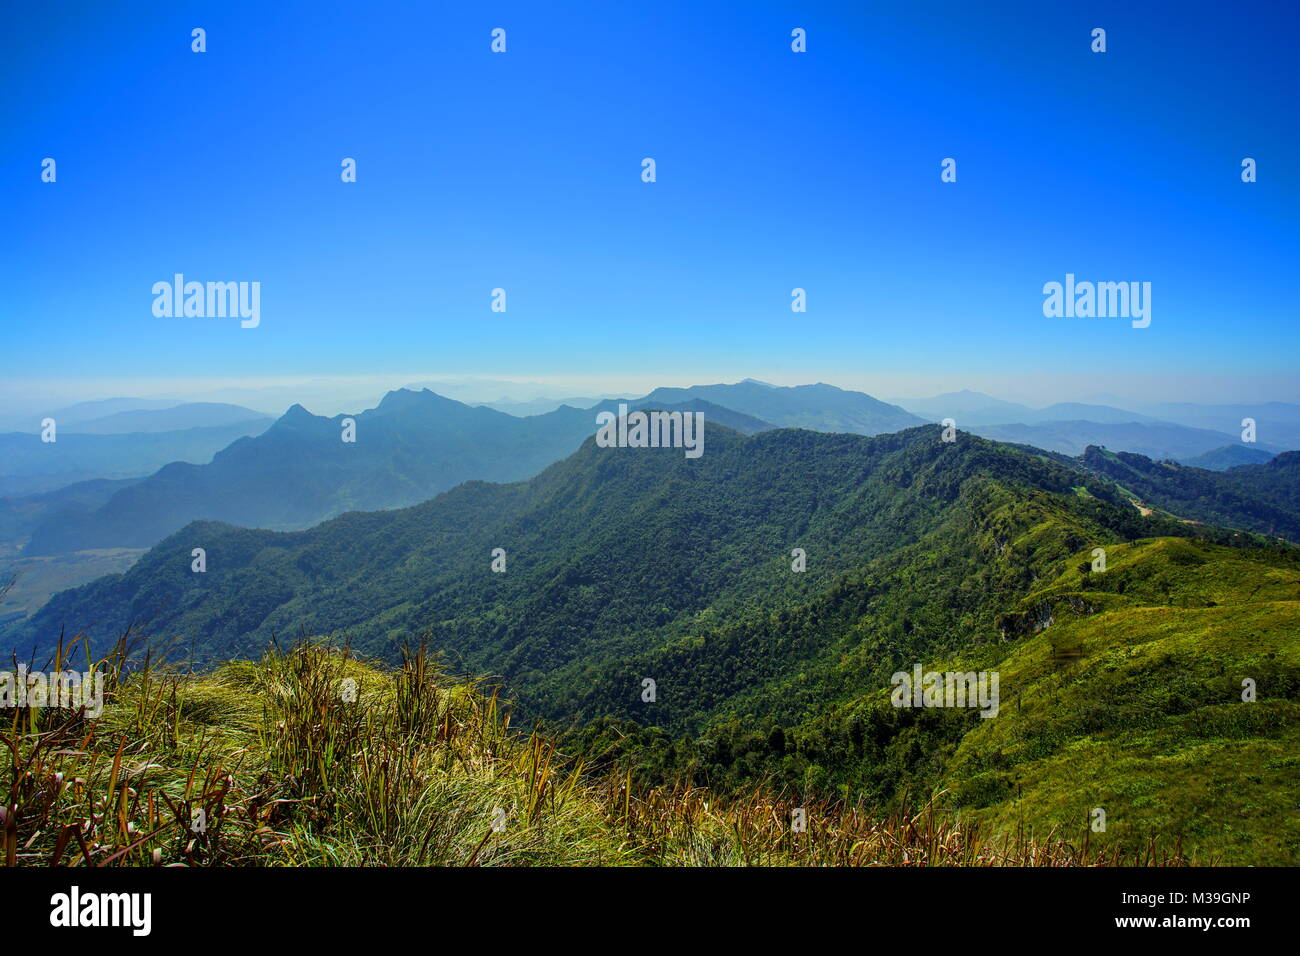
[3,634,1189,867]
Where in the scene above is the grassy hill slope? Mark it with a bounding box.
[708,538,1300,865]
[943,538,1300,865]
[3,640,1193,867]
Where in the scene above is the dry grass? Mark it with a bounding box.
[2,635,1189,867]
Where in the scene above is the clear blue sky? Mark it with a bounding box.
[2,0,1297,406]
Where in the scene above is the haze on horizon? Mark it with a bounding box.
[2,369,1299,424]
[2,0,1297,419]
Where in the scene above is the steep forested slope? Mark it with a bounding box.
[567,535,1300,865]
[1080,446,1300,541]
[12,425,1227,709]
[9,423,1298,864]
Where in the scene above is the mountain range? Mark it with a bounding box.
[6,379,1299,615]
[644,382,928,434]
[892,390,1164,426]
[0,418,275,496]
[5,395,1299,865]
[890,389,1295,463]
[965,420,1267,461]
[53,402,273,435]
[8,383,903,557]
[9,420,1286,685]
[19,389,598,554]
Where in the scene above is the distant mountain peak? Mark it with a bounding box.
[637,381,927,435]
[270,402,322,433]
[375,387,458,412]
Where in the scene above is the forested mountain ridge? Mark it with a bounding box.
[8,422,1298,864]
[10,424,1246,708]
[1177,443,1275,471]
[608,534,1300,864]
[1078,446,1300,541]
[639,381,927,434]
[20,389,606,554]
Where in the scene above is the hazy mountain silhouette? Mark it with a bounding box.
[1178,444,1276,470]
[20,389,614,555]
[640,381,926,434]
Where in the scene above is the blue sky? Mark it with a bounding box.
[2,0,1297,409]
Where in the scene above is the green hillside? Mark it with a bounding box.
[8,424,1298,864]
[11,425,1204,692]
[943,537,1300,865]
[1080,446,1300,541]
[5,641,1173,867]
[572,538,1300,865]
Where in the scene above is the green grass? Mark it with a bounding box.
[938,538,1300,865]
[3,638,1190,867]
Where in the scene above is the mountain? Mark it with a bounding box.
[1138,401,1300,450]
[477,396,603,416]
[7,422,1231,686]
[1026,403,1160,425]
[404,378,584,405]
[65,403,272,434]
[17,388,777,557]
[1079,446,1300,541]
[639,381,927,434]
[613,398,772,435]
[8,423,1297,865]
[892,392,1161,427]
[890,390,1038,426]
[19,389,612,556]
[966,420,1256,461]
[1178,444,1276,470]
[892,393,1298,460]
[0,420,278,489]
[9,397,178,430]
[0,476,144,546]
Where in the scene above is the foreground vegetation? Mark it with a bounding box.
[3,639,1191,867]
[575,537,1300,865]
